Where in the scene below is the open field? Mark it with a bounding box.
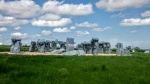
[0,45,29,52]
[0,52,150,84]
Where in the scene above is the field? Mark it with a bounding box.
[0,45,29,52]
[0,52,150,84]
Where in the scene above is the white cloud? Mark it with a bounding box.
[0,15,29,27]
[130,30,138,34]
[53,28,70,33]
[14,27,22,30]
[92,27,112,32]
[76,31,89,36]
[0,27,7,32]
[38,13,61,21]
[11,32,41,39]
[141,10,150,17]
[0,0,41,18]
[11,32,29,39]
[76,21,98,28]
[42,0,93,16]
[120,18,150,26]
[96,0,150,12]
[41,30,51,36]
[32,18,71,27]
[70,26,76,30]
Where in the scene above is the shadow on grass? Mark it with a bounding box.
[0,62,18,74]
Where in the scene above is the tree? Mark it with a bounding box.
[134,47,140,52]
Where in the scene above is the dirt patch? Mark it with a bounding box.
[0,52,116,56]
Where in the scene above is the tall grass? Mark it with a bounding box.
[0,45,10,52]
[0,53,150,84]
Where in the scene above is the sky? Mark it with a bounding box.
[0,0,150,49]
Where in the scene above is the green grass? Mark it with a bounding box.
[0,45,29,52]
[0,45,11,52]
[0,53,150,84]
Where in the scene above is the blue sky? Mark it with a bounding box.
[0,0,150,49]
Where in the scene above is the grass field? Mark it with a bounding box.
[0,53,150,84]
[0,45,29,52]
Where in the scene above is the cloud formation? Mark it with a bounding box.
[11,32,41,39]
[120,18,150,26]
[53,28,70,33]
[141,10,150,17]
[11,32,29,39]
[41,30,51,36]
[76,31,89,36]
[0,0,41,18]
[70,26,76,30]
[38,13,61,21]
[0,15,29,27]
[0,27,7,32]
[32,18,71,27]
[76,21,98,28]
[42,0,93,16]
[96,0,150,11]
[14,27,22,31]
